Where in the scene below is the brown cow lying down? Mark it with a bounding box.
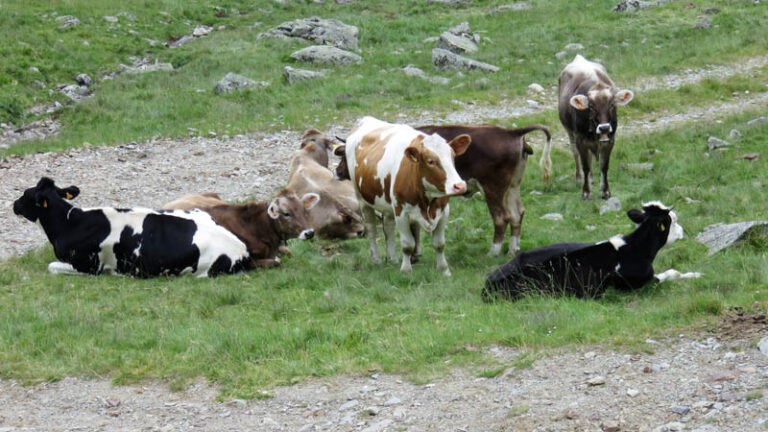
[288,141,364,239]
[299,128,336,168]
[162,190,319,268]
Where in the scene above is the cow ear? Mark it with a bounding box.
[333,144,346,156]
[570,95,589,111]
[627,209,647,224]
[614,89,634,106]
[60,186,80,200]
[448,134,471,156]
[301,193,320,210]
[404,147,421,163]
[267,200,280,219]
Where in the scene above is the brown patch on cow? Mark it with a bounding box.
[383,173,392,203]
[355,128,391,205]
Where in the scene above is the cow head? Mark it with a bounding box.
[569,83,633,142]
[403,133,471,197]
[333,144,350,180]
[626,201,684,247]
[267,189,320,240]
[300,128,334,168]
[13,177,80,222]
[312,195,365,239]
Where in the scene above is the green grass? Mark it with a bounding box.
[2,0,767,154]
[2,111,766,398]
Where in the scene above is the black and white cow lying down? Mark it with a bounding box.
[13,177,250,277]
[483,202,701,301]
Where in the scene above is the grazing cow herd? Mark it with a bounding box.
[13,55,700,300]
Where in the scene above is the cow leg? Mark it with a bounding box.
[485,191,506,257]
[382,215,398,263]
[433,211,451,276]
[410,222,422,264]
[598,141,614,199]
[396,217,415,273]
[48,261,86,275]
[578,145,593,200]
[362,205,381,264]
[568,132,583,180]
[503,186,524,256]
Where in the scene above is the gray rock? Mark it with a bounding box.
[707,136,729,151]
[192,25,213,37]
[491,2,533,13]
[339,399,359,411]
[599,197,622,215]
[102,16,118,23]
[29,66,40,74]
[59,84,89,100]
[622,162,654,171]
[729,129,742,139]
[402,65,451,85]
[75,73,93,87]
[436,32,478,54]
[214,73,269,94]
[117,11,137,21]
[298,424,315,432]
[613,0,665,12]
[262,17,359,50]
[121,60,174,74]
[747,116,768,126]
[564,43,584,51]
[694,18,711,29]
[384,397,402,406]
[540,213,564,221]
[670,405,691,415]
[291,45,362,65]
[448,22,471,36]
[427,0,474,5]
[759,337,768,357]
[587,376,606,386]
[361,420,393,432]
[528,83,544,93]
[694,221,768,255]
[627,388,640,397]
[432,48,499,72]
[56,15,80,30]
[283,66,325,84]
[169,35,196,48]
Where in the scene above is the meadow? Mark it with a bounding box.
[1,0,767,399]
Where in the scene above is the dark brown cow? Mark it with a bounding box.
[558,54,634,200]
[336,124,552,256]
[162,189,319,268]
[299,128,335,168]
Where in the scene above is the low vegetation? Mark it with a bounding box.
[1,113,765,398]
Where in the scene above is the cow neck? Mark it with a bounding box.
[243,202,283,246]
[617,222,667,264]
[39,198,78,245]
[393,156,447,222]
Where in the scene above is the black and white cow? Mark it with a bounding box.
[483,202,700,301]
[13,177,250,277]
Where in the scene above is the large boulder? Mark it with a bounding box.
[432,48,499,72]
[435,31,478,54]
[695,221,768,255]
[291,45,362,65]
[214,73,269,94]
[262,17,359,51]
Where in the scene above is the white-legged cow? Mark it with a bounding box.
[483,202,700,301]
[14,177,250,277]
[558,54,634,199]
[345,117,471,275]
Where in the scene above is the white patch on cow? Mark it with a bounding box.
[615,263,621,272]
[48,261,80,275]
[599,235,626,250]
[655,269,702,282]
[66,207,75,220]
[488,242,502,257]
[188,209,248,276]
[299,229,315,240]
[422,133,465,197]
[666,210,684,245]
[642,201,671,211]
[588,87,612,101]
[563,54,606,84]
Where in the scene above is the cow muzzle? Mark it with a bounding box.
[597,123,613,141]
[299,229,315,240]
[452,182,467,195]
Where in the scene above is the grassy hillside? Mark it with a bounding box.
[2,0,767,154]
[1,112,766,398]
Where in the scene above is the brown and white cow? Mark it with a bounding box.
[162,189,319,268]
[336,124,551,256]
[558,54,634,200]
[299,128,335,168]
[287,142,365,239]
[346,116,471,275]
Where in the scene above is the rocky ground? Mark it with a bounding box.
[1,56,767,431]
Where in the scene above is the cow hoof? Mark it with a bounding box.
[487,243,502,257]
[581,192,591,200]
[441,268,452,276]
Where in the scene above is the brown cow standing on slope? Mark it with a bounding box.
[162,190,319,268]
[558,54,634,200]
[336,124,552,256]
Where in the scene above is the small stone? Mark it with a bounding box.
[170,35,196,48]
[622,162,654,171]
[627,389,640,397]
[602,421,621,432]
[526,99,539,107]
[565,409,578,419]
[540,213,564,221]
[298,424,315,432]
[693,400,715,410]
[586,225,597,231]
[192,25,212,37]
[528,83,544,93]
[339,399,359,411]
[599,197,622,215]
[670,405,691,415]
[75,73,93,87]
[226,399,247,408]
[384,397,401,406]
[564,43,584,51]
[214,72,269,94]
[448,21,471,35]
[587,376,606,386]
[707,136,729,151]
[666,421,685,431]
[584,351,597,359]
[491,2,533,13]
[361,419,393,432]
[746,116,768,126]
[283,66,326,84]
[102,16,118,23]
[56,15,80,29]
[729,129,742,139]
[694,18,711,29]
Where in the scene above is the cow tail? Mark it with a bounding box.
[516,125,553,182]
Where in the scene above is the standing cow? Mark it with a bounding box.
[558,54,634,200]
[346,117,471,275]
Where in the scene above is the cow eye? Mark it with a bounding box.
[427,159,436,166]
[284,212,291,217]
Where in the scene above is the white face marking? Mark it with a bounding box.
[642,201,671,211]
[422,134,464,196]
[666,210,684,245]
[299,229,314,240]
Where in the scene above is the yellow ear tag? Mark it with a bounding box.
[65,192,73,199]
[42,200,48,208]
[660,225,665,232]
[410,155,418,163]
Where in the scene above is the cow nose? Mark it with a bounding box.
[597,123,613,134]
[299,229,315,240]
[453,182,466,195]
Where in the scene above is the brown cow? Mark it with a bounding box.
[287,142,365,239]
[336,124,552,256]
[299,128,335,168]
[162,189,319,268]
[558,55,634,200]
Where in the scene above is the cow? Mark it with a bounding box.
[336,124,552,256]
[345,116,471,275]
[299,128,336,168]
[558,54,634,200]
[482,201,701,301]
[287,141,365,239]
[13,177,250,277]
[162,189,319,268]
